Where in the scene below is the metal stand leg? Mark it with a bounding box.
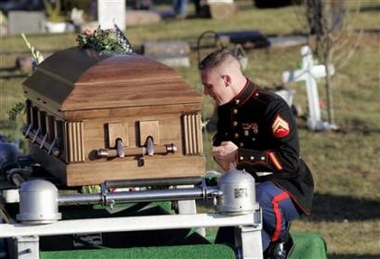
[14,236,39,259]
[177,185,206,237]
[234,210,263,259]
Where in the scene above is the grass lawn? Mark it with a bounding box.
[0,0,379,258]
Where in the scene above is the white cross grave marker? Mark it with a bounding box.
[282,45,337,131]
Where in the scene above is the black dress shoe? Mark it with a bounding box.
[264,235,295,259]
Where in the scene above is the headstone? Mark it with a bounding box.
[217,30,270,49]
[8,11,46,35]
[97,0,126,30]
[268,35,308,48]
[199,0,236,19]
[282,45,337,131]
[153,56,190,68]
[126,10,161,26]
[207,3,236,20]
[142,40,190,67]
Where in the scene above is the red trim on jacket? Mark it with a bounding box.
[268,151,283,171]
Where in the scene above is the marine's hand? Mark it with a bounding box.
[212,141,238,163]
[212,141,238,172]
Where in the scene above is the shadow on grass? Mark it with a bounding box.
[0,74,28,80]
[329,254,380,259]
[310,192,380,221]
[0,67,17,73]
[198,192,380,221]
[0,67,29,80]
[360,5,380,12]
[296,118,380,135]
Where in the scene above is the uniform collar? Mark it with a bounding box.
[231,79,257,106]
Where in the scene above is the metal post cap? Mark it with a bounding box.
[216,169,259,215]
[17,179,61,224]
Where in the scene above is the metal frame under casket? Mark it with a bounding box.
[0,174,263,259]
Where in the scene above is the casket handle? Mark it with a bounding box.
[97,143,177,158]
[116,138,125,158]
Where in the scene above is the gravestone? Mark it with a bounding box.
[268,35,308,48]
[142,40,190,67]
[8,11,45,35]
[282,45,337,131]
[217,30,270,49]
[199,0,236,20]
[97,0,126,30]
[126,10,161,26]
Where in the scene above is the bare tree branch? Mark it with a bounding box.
[292,0,362,126]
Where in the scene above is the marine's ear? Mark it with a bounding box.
[221,74,231,87]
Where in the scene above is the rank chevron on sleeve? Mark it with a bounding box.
[272,115,290,138]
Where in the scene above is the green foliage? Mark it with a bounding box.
[8,102,25,122]
[81,185,101,194]
[43,0,67,22]
[76,26,133,55]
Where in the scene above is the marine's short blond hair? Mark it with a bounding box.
[198,48,240,71]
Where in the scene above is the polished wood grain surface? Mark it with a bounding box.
[23,47,202,115]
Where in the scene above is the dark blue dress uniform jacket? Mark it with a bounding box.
[213,81,314,215]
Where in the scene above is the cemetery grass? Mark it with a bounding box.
[1,1,379,258]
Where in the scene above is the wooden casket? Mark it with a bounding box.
[22,47,205,186]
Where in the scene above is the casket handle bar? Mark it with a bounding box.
[58,178,221,206]
[97,137,177,158]
[104,176,203,189]
[24,124,60,157]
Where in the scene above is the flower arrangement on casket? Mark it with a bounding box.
[76,24,134,55]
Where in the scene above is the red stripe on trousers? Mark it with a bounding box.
[271,192,290,242]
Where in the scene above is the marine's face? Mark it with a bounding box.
[201,69,230,105]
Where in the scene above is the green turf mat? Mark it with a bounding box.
[206,230,327,259]
[39,203,327,259]
[39,232,327,259]
[40,244,236,259]
[290,232,328,259]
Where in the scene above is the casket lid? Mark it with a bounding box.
[23,47,202,111]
